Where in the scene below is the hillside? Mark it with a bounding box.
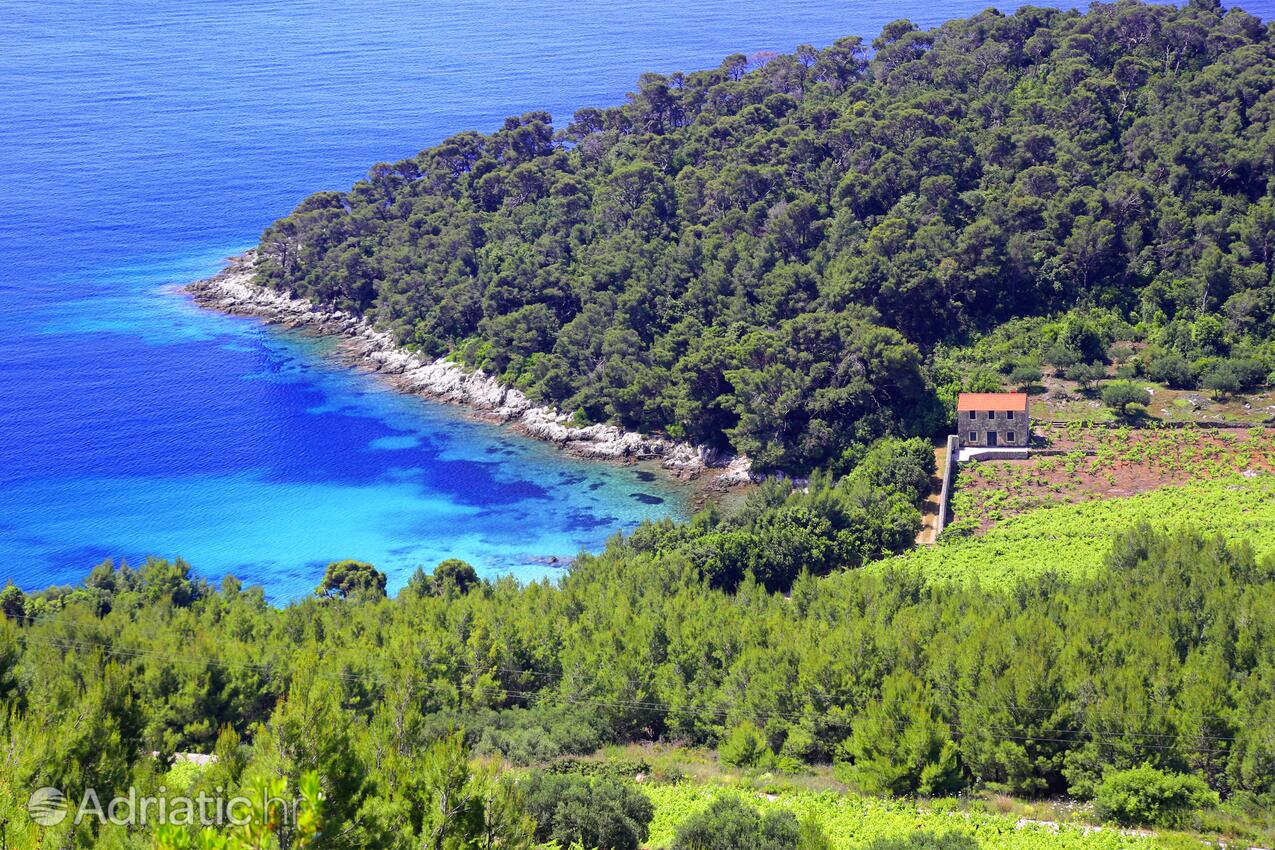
[253,0,1275,473]
[891,473,1275,585]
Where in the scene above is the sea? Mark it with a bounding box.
[1,0,1267,600]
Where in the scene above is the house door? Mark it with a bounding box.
[987,431,998,447]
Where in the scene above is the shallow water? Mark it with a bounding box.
[2,0,1266,600]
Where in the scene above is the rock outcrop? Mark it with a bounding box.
[185,252,755,486]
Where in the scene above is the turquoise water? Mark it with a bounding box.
[2,0,1265,600]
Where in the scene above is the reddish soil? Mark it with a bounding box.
[951,425,1275,531]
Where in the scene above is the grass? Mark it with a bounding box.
[563,745,1273,850]
[642,781,1157,850]
[887,474,1275,587]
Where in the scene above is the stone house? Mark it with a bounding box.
[956,392,1030,448]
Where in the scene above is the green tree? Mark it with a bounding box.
[315,559,387,600]
[838,672,964,797]
[1066,362,1107,392]
[432,559,481,595]
[1101,381,1151,419]
[1008,363,1043,393]
[718,720,772,769]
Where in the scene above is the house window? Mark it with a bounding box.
[968,411,976,420]
[1007,411,1015,420]
[968,431,977,443]
[988,411,996,420]
[1007,431,1016,443]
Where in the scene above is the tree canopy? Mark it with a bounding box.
[256,0,1275,472]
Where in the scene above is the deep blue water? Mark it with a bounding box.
[2,0,1268,600]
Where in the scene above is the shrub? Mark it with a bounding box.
[520,772,654,850]
[464,705,608,765]
[719,720,772,769]
[671,796,821,850]
[938,518,977,542]
[845,437,936,505]
[1093,766,1218,827]
[1145,352,1196,388]
[544,756,652,783]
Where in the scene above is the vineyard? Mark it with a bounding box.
[641,783,1155,850]
[889,474,1275,587]
[950,425,1275,529]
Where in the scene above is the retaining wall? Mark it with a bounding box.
[935,434,960,539]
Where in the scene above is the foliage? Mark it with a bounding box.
[430,559,481,596]
[643,784,1156,850]
[633,437,934,592]
[1093,766,1219,828]
[670,795,812,850]
[254,1,1275,473]
[719,721,773,769]
[519,771,654,850]
[1065,362,1106,391]
[314,559,386,600]
[895,474,1275,585]
[1100,381,1151,418]
[7,506,1275,849]
[837,672,963,797]
[153,772,324,850]
[1008,363,1043,392]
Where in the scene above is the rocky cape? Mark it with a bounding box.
[185,252,755,488]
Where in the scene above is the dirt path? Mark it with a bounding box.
[915,444,947,546]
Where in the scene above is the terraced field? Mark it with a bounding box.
[951,425,1275,530]
[643,783,1154,850]
[890,474,1275,587]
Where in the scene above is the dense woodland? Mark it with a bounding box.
[3,520,1274,847]
[258,0,1275,471]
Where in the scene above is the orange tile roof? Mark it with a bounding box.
[956,392,1029,412]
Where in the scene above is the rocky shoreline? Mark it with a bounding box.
[184,252,755,488]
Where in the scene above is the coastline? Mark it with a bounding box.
[184,251,755,490]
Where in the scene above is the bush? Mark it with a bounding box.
[938,518,977,542]
[844,437,936,505]
[1145,352,1196,389]
[671,796,821,850]
[1093,766,1219,827]
[520,772,654,850]
[463,705,608,765]
[719,720,772,769]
